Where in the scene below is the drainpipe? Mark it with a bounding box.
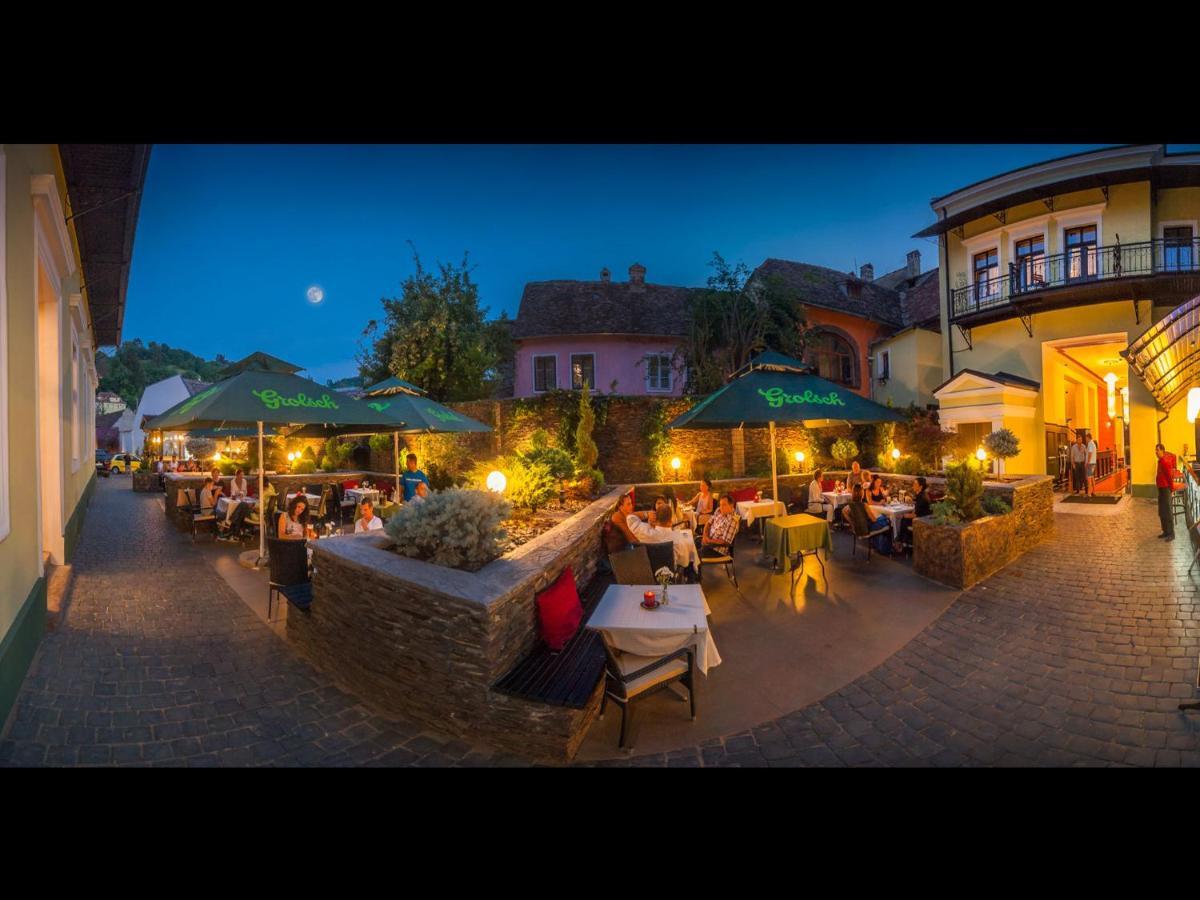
[1157,407,1169,445]
[943,232,955,379]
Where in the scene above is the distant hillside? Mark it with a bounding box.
[96,339,230,407]
[326,376,363,389]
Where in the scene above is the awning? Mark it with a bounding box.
[1123,294,1200,410]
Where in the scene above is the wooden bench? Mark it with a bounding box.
[492,573,612,708]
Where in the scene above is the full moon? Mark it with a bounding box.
[306,285,325,304]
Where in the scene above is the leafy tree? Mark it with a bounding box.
[831,437,859,468]
[96,339,231,407]
[356,243,505,402]
[677,253,809,395]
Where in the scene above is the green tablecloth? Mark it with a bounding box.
[763,513,832,573]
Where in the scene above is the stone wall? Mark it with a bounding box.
[913,475,1054,589]
[286,486,625,762]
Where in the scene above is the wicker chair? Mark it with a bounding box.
[643,541,678,582]
[266,537,310,622]
[699,517,740,589]
[599,639,696,752]
[610,546,654,585]
[845,501,890,561]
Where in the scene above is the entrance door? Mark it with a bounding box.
[1163,225,1195,272]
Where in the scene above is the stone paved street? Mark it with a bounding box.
[2,477,1199,766]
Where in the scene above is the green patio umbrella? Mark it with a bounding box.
[364,375,428,397]
[667,350,905,505]
[144,357,405,567]
[287,392,492,502]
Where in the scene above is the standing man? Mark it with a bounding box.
[1156,443,1177,541]
[401,453,430,502]
[1085,430,1098,496]
[1069,433,1087,495]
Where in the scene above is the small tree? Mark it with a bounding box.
[983,428,1020,476]
[831,437,859,469]
[575,380,599,472]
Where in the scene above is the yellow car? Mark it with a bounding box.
[107,453,142,474]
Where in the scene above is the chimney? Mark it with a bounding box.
[906,250,921,280]
[628,262,646,291]
[860,263,874,282]
[600,267,611,283]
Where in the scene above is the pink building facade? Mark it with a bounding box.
[510,263,693,398]
[514,334,685,398]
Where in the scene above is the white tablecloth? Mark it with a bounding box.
[345,487,380,505]
[215,495,255,522]
[285,492,322,508]
[587,584,721,675]
[677,506,699,531]
[736,499,786,525]
[868,503,914,537]
[821,491,854,522]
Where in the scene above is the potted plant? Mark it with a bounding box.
[983,428,1020,477]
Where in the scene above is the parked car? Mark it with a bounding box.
[108,453,142,474]
[95,449,112,477]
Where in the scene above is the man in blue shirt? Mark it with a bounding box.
[401,453,430,502]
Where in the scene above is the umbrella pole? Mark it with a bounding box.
[769,420,779,509]
[258,420,266,566]
[394,431,401,505]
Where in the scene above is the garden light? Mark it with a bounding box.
[891,447,901,460]
[794,451,803,463]
[671,457,681,471]
[486,470,507,493]
[976,447,987,462]
[287,452,296,462]
[213,452,221,462]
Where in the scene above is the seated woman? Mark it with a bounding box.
[807,469,825,514]
[277,495,311,540]
[842,483,894,554]
[606,493,644,555]
[198,477,217,512]
[868,475,889,504]
[687,478,716,518]
[895,476,931,554]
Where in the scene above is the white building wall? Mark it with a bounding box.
[132,375,190,454]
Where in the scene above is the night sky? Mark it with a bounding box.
[123,143,1146,382]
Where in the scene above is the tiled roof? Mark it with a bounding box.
[751,259,906,327]
[899,270,941,328]
[512,280,695,340]
[181,378,211,396]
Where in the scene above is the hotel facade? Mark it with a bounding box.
[0,144,148,725]
[901,144,1200,495]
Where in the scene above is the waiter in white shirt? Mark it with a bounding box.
[354,499,385,533]
[1085,430,1098,497]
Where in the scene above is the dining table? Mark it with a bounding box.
[587,583,720,675]
[735,499,786,526]
[868,502,915,538]
[345,487,381,505]
[285,491,322,509]
[762,513,833,599]
[215,495,256,521]
[821,490,854,522]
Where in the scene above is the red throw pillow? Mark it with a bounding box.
[536,566,583,652]
[821,479,835,492]
[342,479,359,490]
[731,487,758,503]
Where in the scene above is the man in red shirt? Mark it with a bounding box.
[1155,443,1177,540]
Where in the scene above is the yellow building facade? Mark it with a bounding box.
[913,144,1200,495]
[0,144,148,725]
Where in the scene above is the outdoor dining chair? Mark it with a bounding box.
[699,517,740,590]
[266,536,310,623]
[189,490,218,542]
[644,541,678,581]
[598,637,696,752]
[610,546,655,585]
[846,502,890,561]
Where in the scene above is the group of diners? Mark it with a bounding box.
[604,479,737,582]
[802,461,931,556]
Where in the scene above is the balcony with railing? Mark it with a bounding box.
[951,236,1200,324]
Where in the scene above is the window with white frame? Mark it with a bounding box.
[570,353,594,390]
[973,248,999,299]
[70,321,81,470]
[532,355,556,392]
[876,349,890,381]
[645,353,672,392]
[0,149,8,541]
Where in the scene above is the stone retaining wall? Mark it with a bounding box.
[286,486,626,762]
[913,475,1054,589]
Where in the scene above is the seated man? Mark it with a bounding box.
[642,504,700,580]
[625,497,660,542]
[807,469,825,514]
[701,494,739,554]
[198,477,218,513]
[354,498,385,533]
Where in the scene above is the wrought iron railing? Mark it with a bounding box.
[951,236,1200,320]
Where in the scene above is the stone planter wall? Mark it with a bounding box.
[132,472,159,493]
[913,474,1054,589]
[285,486,626,762]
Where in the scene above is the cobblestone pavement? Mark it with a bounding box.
[587,499,1200,767]
[0,478,503,767]
[3,480,1199,767]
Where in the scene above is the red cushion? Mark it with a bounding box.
[536,566,583,652]
[821,479,835,492]
[342,479,359,490]
[730,487,758,503]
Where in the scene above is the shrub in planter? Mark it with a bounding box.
[522,445,574,482]
[320,455,337,472]
[292,459,317,475]
[385,487,511,571]
[505,456,558,513]
[571,466,606,498]
[896,456,924,476]
[929,499,962,526]
[944,459,983,521]
[981,494,1011,516]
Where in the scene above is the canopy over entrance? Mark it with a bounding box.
[1123,294,1200,409]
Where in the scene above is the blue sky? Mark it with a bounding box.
[124,143,1160,383]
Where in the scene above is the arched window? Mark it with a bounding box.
[805,330,858,387]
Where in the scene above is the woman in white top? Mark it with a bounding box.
[807,469,825,514]
[354,499,384,533]
[228,470,249,500]
[198,478,217,511]
[277,496,310,540]
[687,478,716,516]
